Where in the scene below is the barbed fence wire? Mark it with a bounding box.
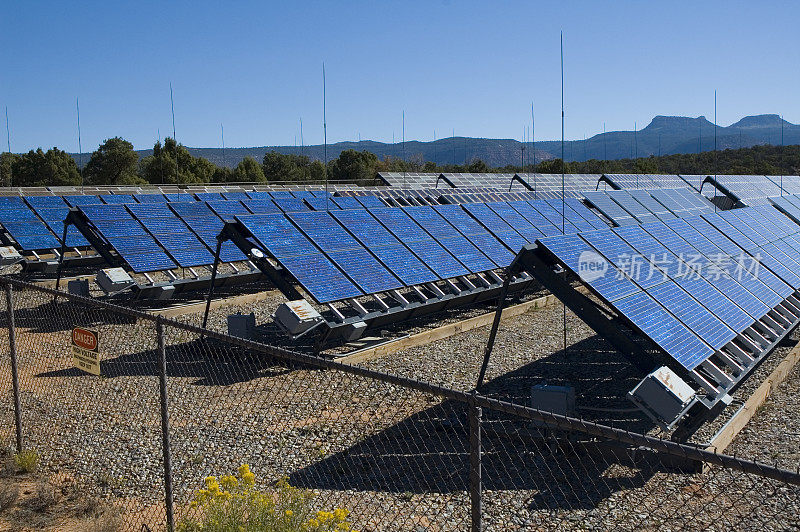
[0,275,798,531]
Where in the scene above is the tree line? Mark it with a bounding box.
[1,138,798,188]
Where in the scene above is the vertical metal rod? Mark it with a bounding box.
[323,63,328,211]
[156,319,175,532]
[531,101,536,170]
[220,123,225,170]
[76,97,83,190]
[402,110,406,187]
[5,284,23,453]
[469,395,482,532]
[714,91,718,212]
[560,31,568,357]
[170,83,178,179]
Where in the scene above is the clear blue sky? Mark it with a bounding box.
[2,1,799,152]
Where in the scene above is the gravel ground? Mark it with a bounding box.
[0,284,797,531]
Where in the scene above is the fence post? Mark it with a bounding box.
[469,393,483,532]
[4,284,23,453]
[156,318,175,532]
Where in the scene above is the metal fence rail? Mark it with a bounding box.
[0,275,798,531]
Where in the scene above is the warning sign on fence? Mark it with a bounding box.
[71,327,100,375]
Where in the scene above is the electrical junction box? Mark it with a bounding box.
[228,312,256,340]
[67,279,90,297]
[530,383,575,418]
[274,300,324,336]
[96,267,135,294]
[0,246,23,266]
[628,366,697,427]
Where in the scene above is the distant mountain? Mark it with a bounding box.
[69,114,800,168]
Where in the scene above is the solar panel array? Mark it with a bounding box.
[582,189,716,226]
[513,174,604,197]
[228,198,607,304]
[602,174,694,190]
[0,197,62,251]
[697,175,789,206]
[536,205,800,372]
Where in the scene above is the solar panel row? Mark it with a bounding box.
[537,205,800,371]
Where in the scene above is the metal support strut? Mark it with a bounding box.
[5,284,23,452]
[156,318,175,532]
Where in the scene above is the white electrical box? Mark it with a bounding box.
[274,300,324,336]
[96,267,135,294]
[628,366,697,427]
[0,246,23,266]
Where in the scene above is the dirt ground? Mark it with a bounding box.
[0,449,122,532]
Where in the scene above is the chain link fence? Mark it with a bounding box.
[0,275,798,531]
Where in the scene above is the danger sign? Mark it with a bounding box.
[71,327,100,375]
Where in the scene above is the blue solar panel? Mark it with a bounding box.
[326,248,403,293]
[0,203,61,250]
[652,219,786,309]
[222,191,250,201]
[195,192,225,202]
[578,193,636,226]
[543,199,595,231]
[370,208,431,242]
[580,230,665,289]
[615,224,758,329]
[533,200,584,232]
[235,214,318,259]
[403,239,469,278]
[126,203,170,218]
[100,194,135,204]
[366,208,471,280]
[507,202,562,236]
[277,254,363,303]
[484,202,543,242]
[243,199,282,215]
[330,209,395,247]
[163,193,194,202]
[270,190,295,198]
[134,193,166,203]
[538,234,639,302]
[437,235,496,273]
[304,197,339,211]
[433,205,488,236]
[245,191,273,200]
[207,200,250,217]
[169,201,215,217]
[235,214,362,303]
[292,191,315,199]
[331,196,362,210]
[613,291,713,370]
[273,198,309,212]
[646,281,735,349]
[62,195,100,207]
[703,213,800,289]
[24,195,66,208]
[288,211,362,252]
[367,244,439,286]
[355,195,384,209]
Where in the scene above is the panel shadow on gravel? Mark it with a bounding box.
[286,395,666,513]
[287,335,669,512]
[36,339,296,386]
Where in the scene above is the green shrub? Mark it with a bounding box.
[177,464,357,532]
[14,449,39,473]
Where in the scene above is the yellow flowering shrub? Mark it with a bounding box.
[177,464,358,532]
